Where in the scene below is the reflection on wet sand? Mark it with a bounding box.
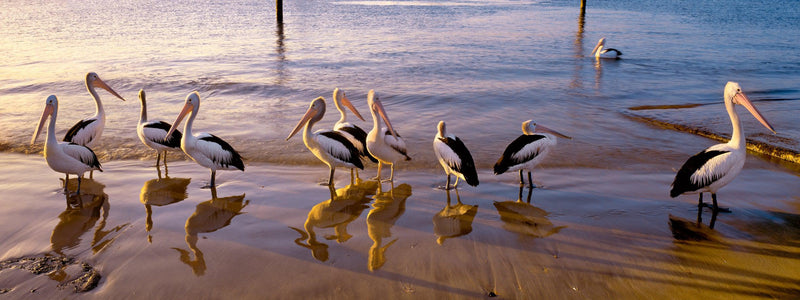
[173,187,248,276]
[290,179,379,262]
[493,186,565,238]
[432,188,478,245]
[139,171,191,243]
[367,183,411,271]
[52,178,127,256]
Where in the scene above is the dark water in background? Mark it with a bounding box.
[1,0,799,170]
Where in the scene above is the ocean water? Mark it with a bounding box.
[2,0,799,170]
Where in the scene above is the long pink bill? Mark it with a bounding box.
[31,104,54,145]
[341,94,365,122]
[286,106,319,140]
[734,92,776,134]
[94,78,126,101]
[166,103,192,138]
[372,96,398,138]
[536,125,572,139]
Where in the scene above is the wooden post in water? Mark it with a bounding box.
[580,0,586,14]
[276,0,283,23]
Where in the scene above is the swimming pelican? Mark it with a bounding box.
[287,97,364,186]
[32,95,102,194]
[493,120,571,188]
[137,89,183,168]
[166,92,244,188]
[365,90,411,182]
[433,121,479,189]
[591,37,622,59]
[63,72,126,147]
[670,81,776,228]
[332,88,377,174]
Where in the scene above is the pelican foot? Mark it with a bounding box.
[436,185,454,190]
[200,184,215,189]
[701,203,732,213]
[380,178,394,183]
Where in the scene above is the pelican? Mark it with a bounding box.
[137,89,182,168]
[332,88,377,174]
[365,90,411,182]
[670,81,776,228]
[32,95,103,194]
[63,72,126,147]
[286,97,364,186]
[433,121,479,189]
[493,120,571,188]
[591,37,622,59]
[166,92,244,188]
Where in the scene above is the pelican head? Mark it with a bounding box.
[591,37,606,57]
[32,95,58,145]
[522,120,572,139]
[367,90,398,137]
[436,120,447,138]
[86,72,126,101]
[286,97,326,140]
[166,91,200,137]
[333,88,365,121]
[724,81,776,134]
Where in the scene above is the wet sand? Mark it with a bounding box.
[0,153,798,299]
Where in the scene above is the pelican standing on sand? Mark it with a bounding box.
[591,37,622,59]
[32,95,102,194]
[670,81,776,228]
[494,120,571,188]
[137,89,182,168]
[433,121,479,190]
[332,88,376,175]
[287,97,364,186]
[63,72,126,147]
[365,90,411,182]
[166,92,244,188]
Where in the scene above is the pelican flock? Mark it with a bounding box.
[494,120,572,188]
[287,97,364,186]
[670,82,776,228]
[433,121,479,190]
[591,37,622,59]
[137,89,183,168]
[32,95,102,194]
[166,92,244,188]
[365,90,411,182]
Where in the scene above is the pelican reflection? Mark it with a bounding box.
[432,188,478,245]
[290,179,379,262]
[173,186,248,276]
[493,186,565,238]
[52,178,126,256]
[367,183,411,271]
[140,171,191,243]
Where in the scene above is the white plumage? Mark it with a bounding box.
[591,37,622,60]
[493,120,571,188]
[365,90,411,182]
[433,121,479,189]
[63,72,126,148]
[137,89,183,169]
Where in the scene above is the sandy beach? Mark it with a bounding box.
[0,152,798,299]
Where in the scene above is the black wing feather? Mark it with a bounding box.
[145,121,182,148]
[670,150,729,197]
[339,125,377,163]
[199,135,245,171]
[63,119,96,143]
[441,136,479,186]
[493,135,546,175]
[319,131,364,169]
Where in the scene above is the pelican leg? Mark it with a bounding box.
[527,171,536,189]
[453,176,460,189]
[519,170,524,185]
[709,193,719,229]
[385,163,396,183]
[525,185,534,204]
[204,170,216,189]
[64,174,69,192]
[696,193,704,225]
[89,170,93,179]
[445,174,452,190]
[76,176,82,195]
[373,162,383,180]
[156,152,162,167]
[328,167,335,186]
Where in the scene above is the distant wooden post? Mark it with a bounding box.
[276,0,283,23]
[580,0,586,14]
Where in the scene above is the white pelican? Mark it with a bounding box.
[32,95,103,194]
[137,89,183,168]
[166,92,244,188]
[63,72,126,147]
[365,90,411,182]
[433,121,479,189]
[286,97,364,186]
[493,120,571,188]
[332,88,377,171]
[670,81,776,228]
[591,37,622,60]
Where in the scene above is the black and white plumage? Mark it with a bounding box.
[433,121,479,190]
[287,96,364,186]
[32,95,103,195]
[166,92,244,188]
[365,90,411,182]
[670,82,776,228]
[493,120,571,188]
[137,89,182,169]
[332,88,376,175]
[63,72,126,148]
[591,37,622,60]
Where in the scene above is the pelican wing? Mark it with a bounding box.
[197,133,245,171]
[62,142,102,171]
[494,135,546,174]
[63,118,98,145]
[436,136,478,186]
[337,125,377,162]
[384,131,411,160]
[318,131,364,169]
[670,150,730,197]
[142,121,182,148]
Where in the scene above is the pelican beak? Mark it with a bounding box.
[286,105,319,140]
[734,92,776,134]
[341,94,365,122]
[94,77,126,101]
[536,125,572,139]
[591,42,601,56]
[166,102,192,138]
[31,103,54,145]
[370,94,398,138]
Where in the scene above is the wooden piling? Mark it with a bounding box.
[276,0,283,23]
[580,0,586,14]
